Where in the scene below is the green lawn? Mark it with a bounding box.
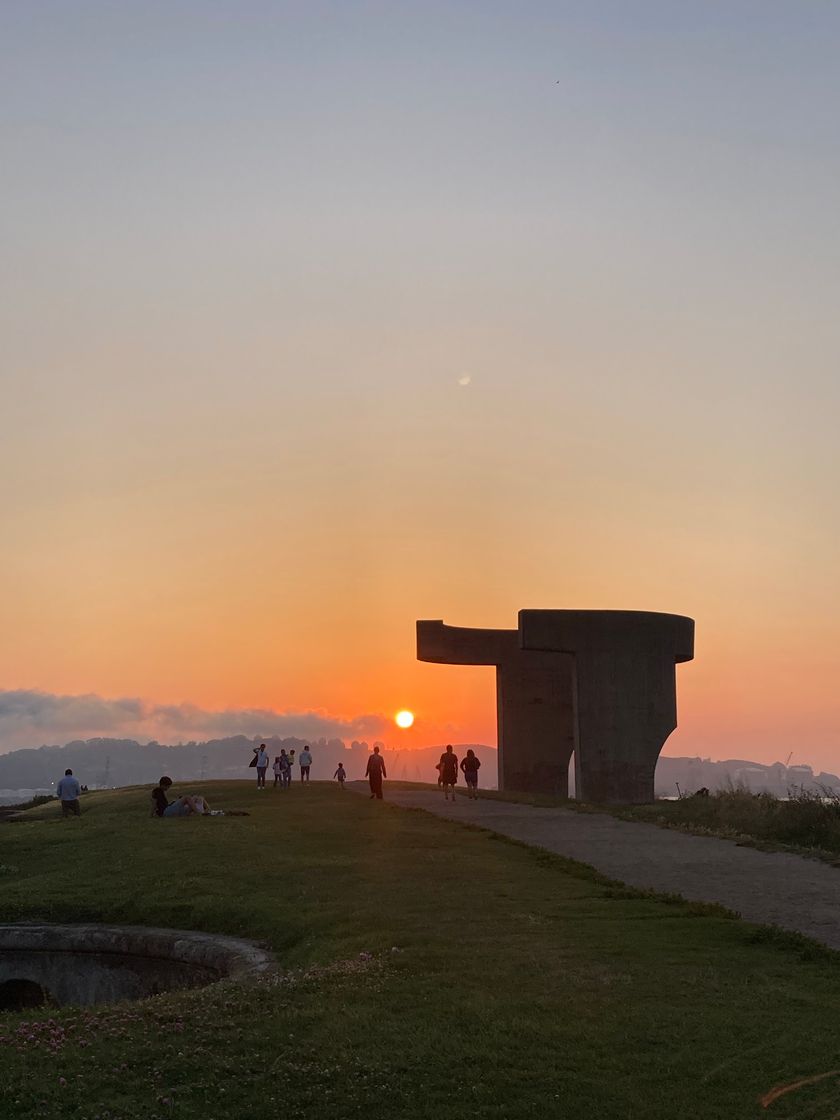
[2,781,840,1119]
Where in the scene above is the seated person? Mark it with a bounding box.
[151,776,173,817]
[163,794,208,818]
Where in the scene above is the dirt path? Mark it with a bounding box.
[367,787,840,949]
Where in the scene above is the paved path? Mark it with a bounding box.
[368,787,840,950]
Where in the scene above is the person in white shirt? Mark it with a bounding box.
[56,769,82,817]
[299,747,313,782]
[255,744,270,789]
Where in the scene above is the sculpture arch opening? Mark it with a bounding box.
[417,610,694,804]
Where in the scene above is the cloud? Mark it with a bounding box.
[0,689,391,753]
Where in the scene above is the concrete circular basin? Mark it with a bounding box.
[0,923,272,1009]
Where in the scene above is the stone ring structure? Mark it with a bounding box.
[417,610,694,804]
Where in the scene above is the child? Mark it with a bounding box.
[273,756,283,788]
[333,762,346,789]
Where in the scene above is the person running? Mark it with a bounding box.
[278,749,292,790]
[272,756,283,788]
[365,746,386,800]
[459,749,481,799]
[255,743,270,789]
[299,745,312,782]
[439,745,459,801]
[333,762,346,789]
[56,769,82,817]
[151,776,173,816]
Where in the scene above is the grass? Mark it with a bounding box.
[3,781,840,1118]
[614,786,840,862]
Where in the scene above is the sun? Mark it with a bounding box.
[395,709,415,729]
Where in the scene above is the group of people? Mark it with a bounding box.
[64,743,483,820]
[248,742,482,803]
[251,744,313,789]
[436,746,482,801]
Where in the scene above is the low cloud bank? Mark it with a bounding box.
[0,689,391,754]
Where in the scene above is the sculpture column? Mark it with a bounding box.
[519,610,694,803]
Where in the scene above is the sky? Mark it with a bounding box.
[2,2,840,769]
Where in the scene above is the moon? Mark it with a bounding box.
[395,710,415,729]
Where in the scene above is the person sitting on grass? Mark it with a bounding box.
[151,776,173,817]
[163,794,210,818]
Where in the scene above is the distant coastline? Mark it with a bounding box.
[0,788,53,807]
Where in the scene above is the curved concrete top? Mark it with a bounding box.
[0,924,273,977]
[416,619,520,665]
[519,609,694,662]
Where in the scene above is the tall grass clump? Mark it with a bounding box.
[621,785,840,855]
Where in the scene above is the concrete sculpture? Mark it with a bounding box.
[416,610,694,804]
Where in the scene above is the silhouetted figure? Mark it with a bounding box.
[151,776,173,817]
[366,746,386,799]
[56,769,82,817]
[459,749,481,799]
[255,743,269,789]
[299,745,312,782]
[273,756,283,788]
[334,762,346,789]
[439,745,458,801]
[278,749,292,790]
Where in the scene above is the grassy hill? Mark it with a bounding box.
[2,781,840,1118]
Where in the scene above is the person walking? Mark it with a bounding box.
[279,749,292,790]
[56,766,82,819]
[255,743,270,789]
[459,749,481,800]
[272,756,283,788]
[299,745,312,782]
[56,769,82,817]
[333,762,346,789]
[439,745,459,801]
[365,746,386,800]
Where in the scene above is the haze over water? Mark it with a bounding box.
[3,3,840,770]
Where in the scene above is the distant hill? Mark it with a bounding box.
[0,736,836,800]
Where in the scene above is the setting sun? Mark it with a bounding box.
[395,709,415,729]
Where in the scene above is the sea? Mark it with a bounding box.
[0,788,53,807]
